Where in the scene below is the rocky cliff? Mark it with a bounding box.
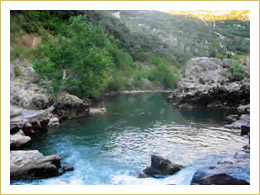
[168,57,250,110]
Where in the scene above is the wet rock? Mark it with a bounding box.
[48,116,59,128]
[143,155,183,177]
[243,144,250,153]
[170,57,250,108]
[10,150,61,180]
[10,105,49,136]
[241,125,250,136]
[138,171,149,178]
[224,114,250,130]
[53,92,89,120]
[225,114,239,123]
[237,104,250,114]
[192,173,249,185]
[10,130,31,150]
[62,165,74,173]
[89,107,107,115]
[218,158,235,165]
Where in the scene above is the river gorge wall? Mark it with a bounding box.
[168,57,250,111]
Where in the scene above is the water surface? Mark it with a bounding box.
[13,93,249,185]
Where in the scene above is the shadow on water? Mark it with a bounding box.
[14,93,249,185]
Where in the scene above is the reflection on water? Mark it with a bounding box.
[12,93,249,185]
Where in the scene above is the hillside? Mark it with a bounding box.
[10,10,250,99]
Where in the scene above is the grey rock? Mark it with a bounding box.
[10,81,52,110]
[62,165,74,173]
[192,173,249,185]
[225,114,239,123]
[170,57,250,108]
[48,116,59,128]
[10,150,61,180]
[143,155,183,177]
[10,59,35,80]
[243,144,250,153]
[237,104,250,114]
[10,105,49,136]
[53,92,89,120]
[224,114,250,130]
[10,130,31,150]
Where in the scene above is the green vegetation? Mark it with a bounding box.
[229,63,244,81]
[10,10,249,99]
[149,58,180,88]
[13,66,21,77]
[33,16,114,99]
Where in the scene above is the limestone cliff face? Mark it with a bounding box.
[168,57,250,109]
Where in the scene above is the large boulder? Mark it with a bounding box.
[10,81,53,110]
[10,150,61,180]
[10,130,31,150]
[10,105,49,136]
[168,57,250,109]
[53,92,89,120]
[143,155,183,177]
[192,173,249,185]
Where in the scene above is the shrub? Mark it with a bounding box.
[110,47,134,75]
[14,66,21,77]
[149,60,180,89]
[33,15,114,99]
[229,63,244,81]
[107,72,130,91]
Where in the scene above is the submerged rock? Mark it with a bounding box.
[10,150,61,180]
[192,173,249,185]
[143,155,183,177]
[62,165,74,173]
[89,107,107,115]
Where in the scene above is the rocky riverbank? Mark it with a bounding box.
[166,56,250,184]
[10,60,90,180]
[168,57,250,110]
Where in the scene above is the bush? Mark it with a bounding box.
[107,72,130,91]
[14,66,21,77]
[110,47,134,74]
[10,46,34,61]
[149,60,180,89]
[230,63,244,81]
[33,15,114,99]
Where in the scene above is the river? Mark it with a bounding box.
[12,93,249,185]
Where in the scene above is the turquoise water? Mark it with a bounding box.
[12,93,249,185]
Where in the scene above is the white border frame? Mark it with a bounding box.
[1,1,259,194]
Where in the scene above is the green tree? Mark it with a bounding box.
[33,15,114,99]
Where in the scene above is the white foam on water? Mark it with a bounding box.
[111,167,196,185]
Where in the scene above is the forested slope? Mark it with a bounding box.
[10,10,250,99]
